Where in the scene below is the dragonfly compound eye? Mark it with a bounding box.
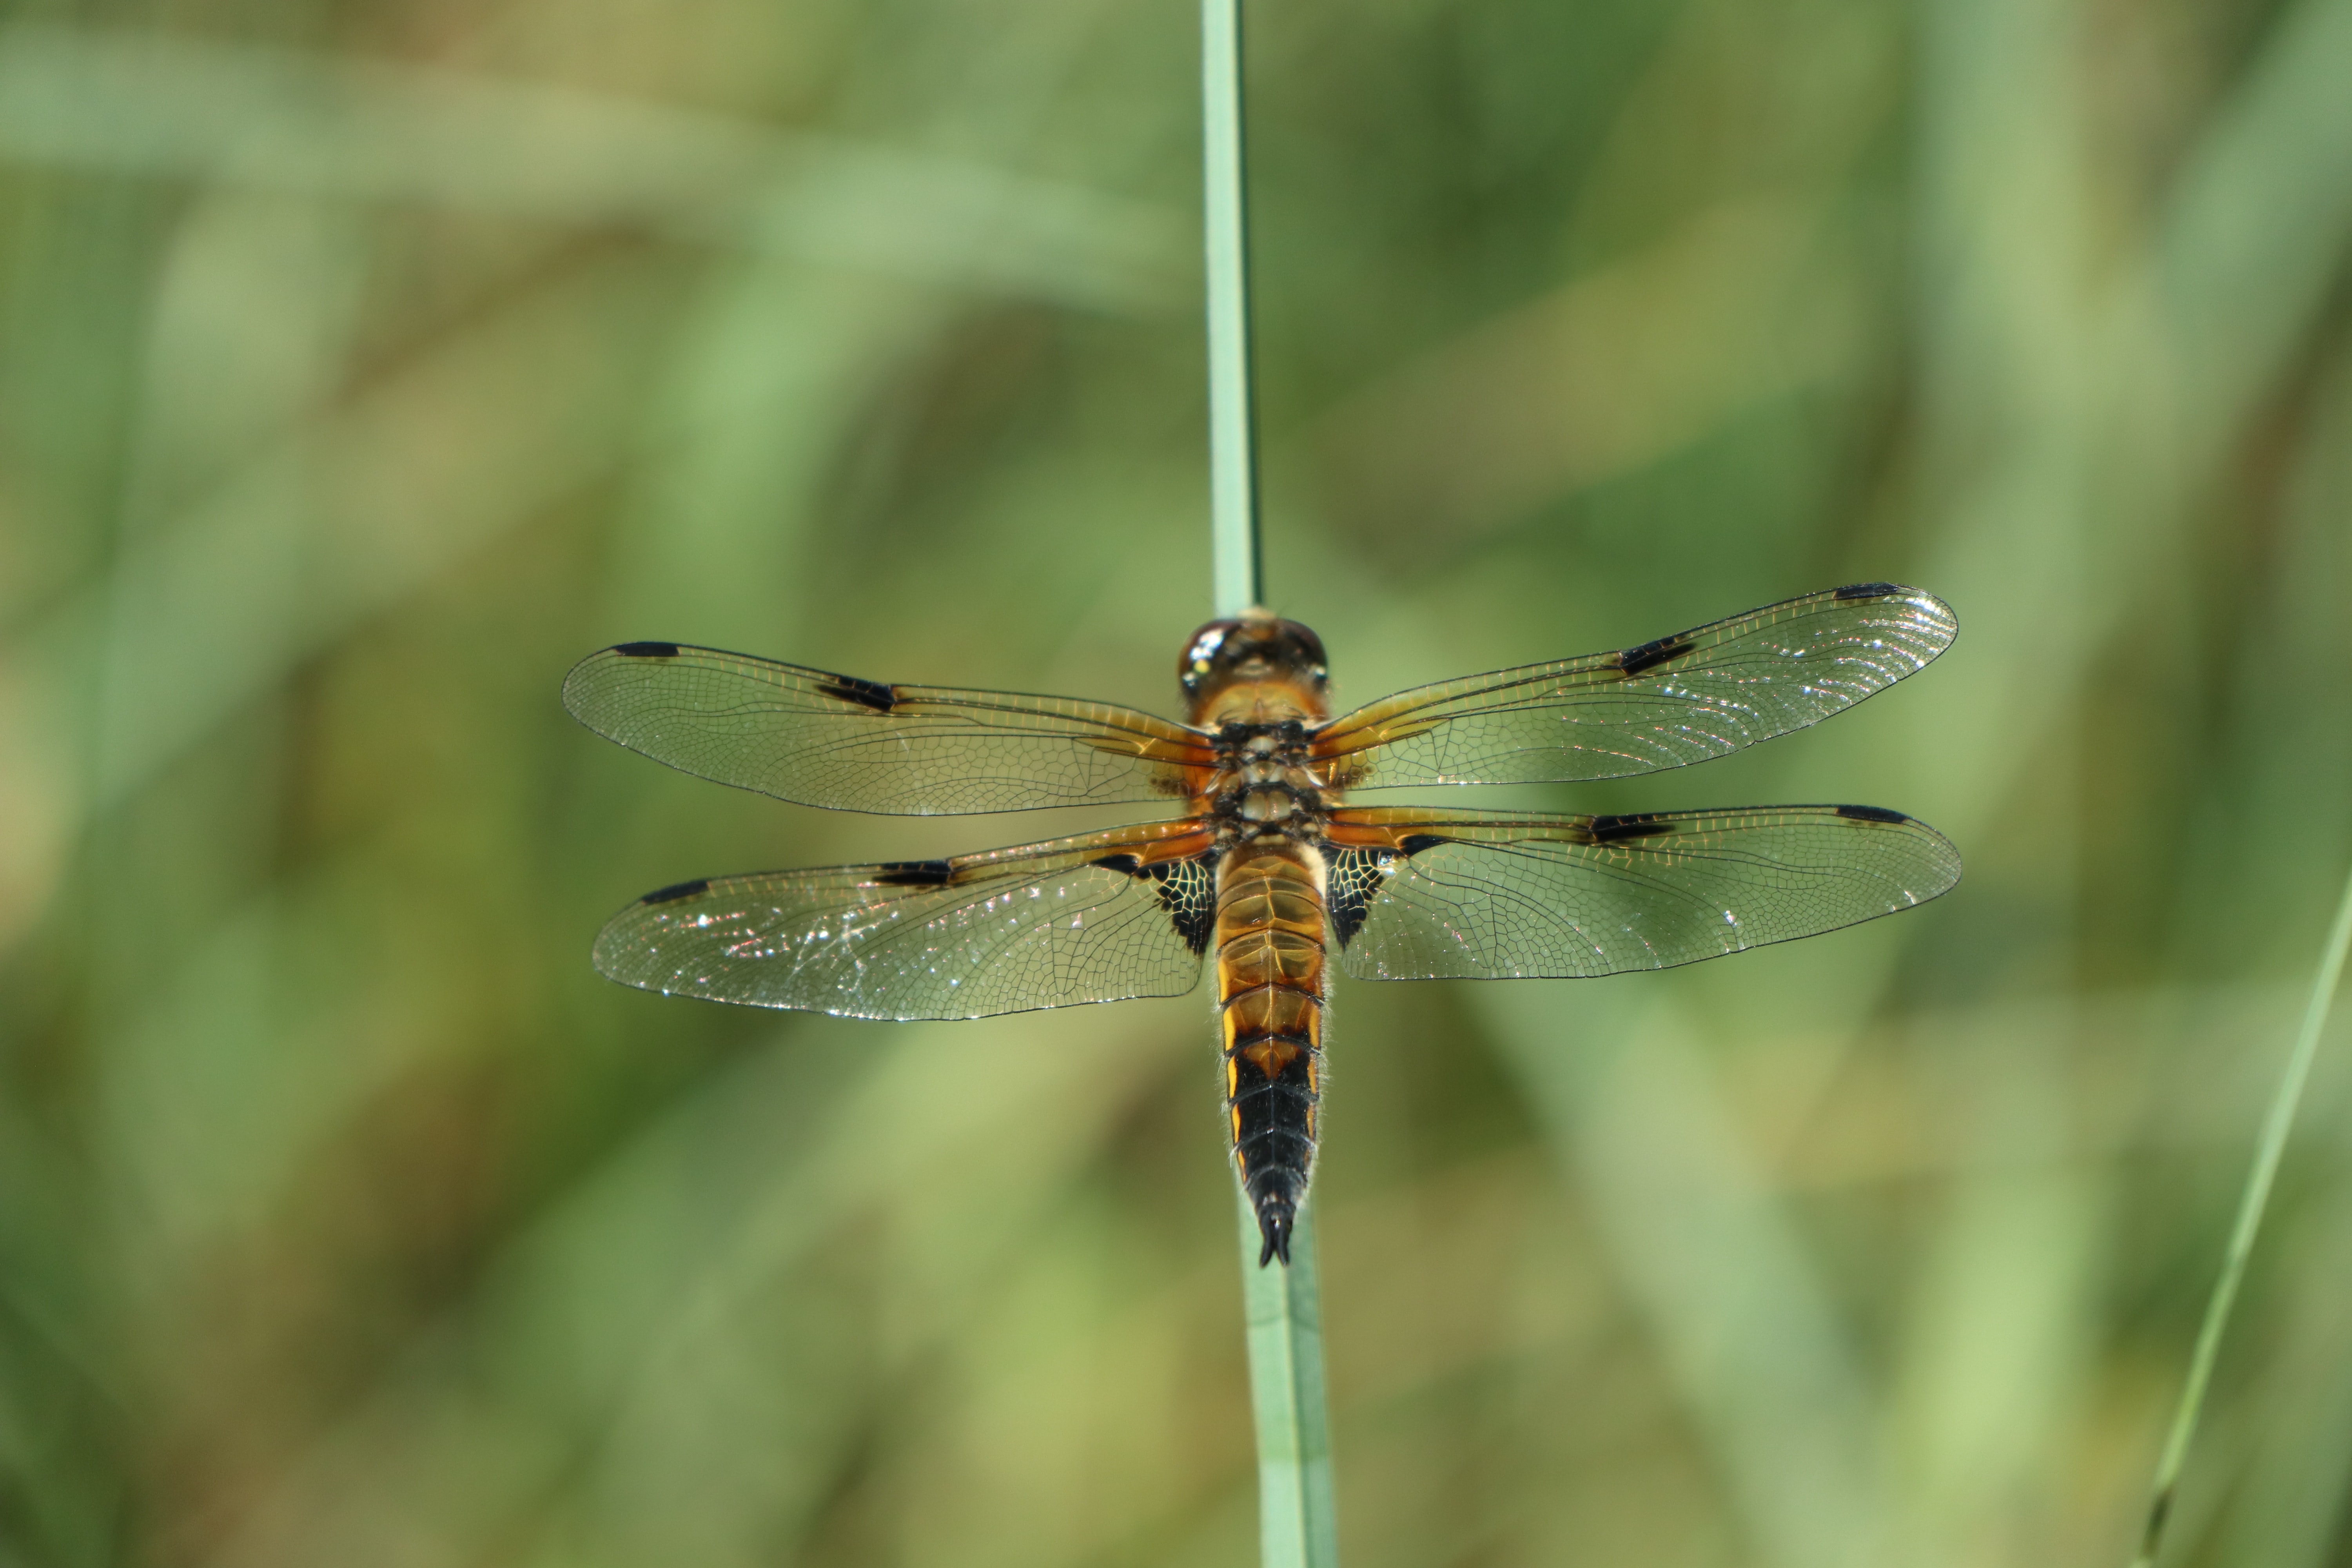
[1180,620,1241,694]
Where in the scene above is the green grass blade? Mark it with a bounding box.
[1201,0,1260,617]
[2131,859,2352,1567]
[1239,1190,1339,1568]
[1201,3,1330,1559]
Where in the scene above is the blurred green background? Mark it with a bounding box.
[4,0,2352,1563]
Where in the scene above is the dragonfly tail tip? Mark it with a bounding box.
[1254,1193,1295,1268]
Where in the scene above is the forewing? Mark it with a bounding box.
[1314,584,1956,788]
[563,642,1214,815]
[1327,804,1960,980]
[593,822,1217,1018]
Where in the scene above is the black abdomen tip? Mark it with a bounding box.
[1252,1181,1298,1268]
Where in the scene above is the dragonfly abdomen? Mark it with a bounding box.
[1215,839,1328,1267]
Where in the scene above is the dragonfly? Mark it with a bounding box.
[563,583,1960,1267]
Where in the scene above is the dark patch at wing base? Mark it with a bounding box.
[1399,834,1449,856]
[1146,859,1216,955]
[1092,853,1215,954]
[1324,847,1388,947]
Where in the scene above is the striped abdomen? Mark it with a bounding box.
[1217,840,1327,1266]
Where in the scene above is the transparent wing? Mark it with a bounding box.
[563,642,1215,815]
[593,820,1217,1018]
[1325,804,1960,980]
[1313,584,1956,789]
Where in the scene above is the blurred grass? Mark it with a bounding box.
[3,2,2352,1566]
[2134,859,2352,1568]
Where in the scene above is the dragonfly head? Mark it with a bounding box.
[1179,609,1328,717]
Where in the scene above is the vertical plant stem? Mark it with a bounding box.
[1201,0,1261,617]
[1239,1189,1340,1566]
[1201,3,1335,1563]
[2131,858,2352,1567]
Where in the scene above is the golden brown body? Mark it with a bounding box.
[1180,610,1337,1265]
[1214,840,1328,1263]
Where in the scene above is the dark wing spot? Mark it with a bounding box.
[1835,804,1911,824]
[1589,814,1677,843]
[871,860,955,886]
[1833,582,1901,601]
[1617,633,1697,677]
[612,641,681,659]
[642,878,710,905]
[1090,853,1143,877]
[815,674,897,713]
[1398,834,1449,857]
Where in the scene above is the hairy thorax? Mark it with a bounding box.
[1191,684,1337,853]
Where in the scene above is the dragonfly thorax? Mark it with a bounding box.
[1200,719,1329,834]
[1238,786,1302,822]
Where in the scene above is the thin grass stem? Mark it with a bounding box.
[1201,0,1261,618]
[1238,1189,1339,1566]
[1200,3,1334,1562]
[2130,857,2352,1566]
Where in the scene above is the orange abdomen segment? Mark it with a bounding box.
[1216,842,1328,1267]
